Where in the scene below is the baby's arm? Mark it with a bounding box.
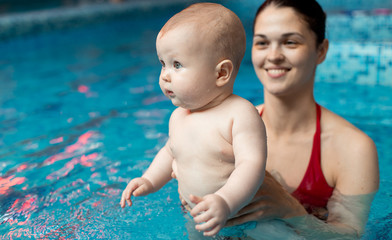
[120,142,174,208]
[191,100,267,236]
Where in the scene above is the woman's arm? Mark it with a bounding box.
[227,127,379,239]
[284,190,377,239]
[317,126,379,236]
[226,171,307,226]
[227,172,377,239]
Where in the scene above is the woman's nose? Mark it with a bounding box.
[267,45,284,63]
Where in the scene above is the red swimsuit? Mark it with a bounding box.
[260,104,334,209]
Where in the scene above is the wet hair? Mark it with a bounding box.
[159,3,246,73]
[254,0,326,46]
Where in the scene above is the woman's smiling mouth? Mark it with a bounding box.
[266,68,290,78]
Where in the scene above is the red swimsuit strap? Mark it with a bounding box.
[260,103,333,208]
[293,103,333,208]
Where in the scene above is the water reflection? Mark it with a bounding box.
[0,176,26,195]
[0,129,111,239]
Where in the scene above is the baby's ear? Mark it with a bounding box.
[215,59,233,87]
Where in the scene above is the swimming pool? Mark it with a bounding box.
[0,0,391,239]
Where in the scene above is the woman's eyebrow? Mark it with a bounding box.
[253,34,267,38]
[254,32,304,39]
[282,32,305,39]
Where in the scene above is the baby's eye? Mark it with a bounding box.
[173,61,182,69]
[159,60,165,68]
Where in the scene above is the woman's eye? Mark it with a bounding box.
[173,61,182,69]
[284,40,298,46]
[254,40,268,48]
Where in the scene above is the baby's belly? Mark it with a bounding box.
[177,163,234,208]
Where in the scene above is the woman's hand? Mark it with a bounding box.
[226,171,307,226]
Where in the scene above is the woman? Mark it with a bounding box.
[224,0,379,238]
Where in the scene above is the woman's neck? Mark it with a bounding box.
[261,93,317,136]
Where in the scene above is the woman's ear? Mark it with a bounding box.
[317,39,329,64]
[215,59,233,87]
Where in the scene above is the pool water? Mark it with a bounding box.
[0,1,391,239]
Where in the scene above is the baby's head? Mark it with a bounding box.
[159,3,246,76]
[156,3,246,111]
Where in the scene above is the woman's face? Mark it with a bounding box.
[252,5,328,98]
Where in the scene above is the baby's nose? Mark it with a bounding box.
[161,69,171,82]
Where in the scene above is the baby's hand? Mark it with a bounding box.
[120,177,153,208]
[190,194,231,237]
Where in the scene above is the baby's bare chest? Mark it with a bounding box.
[169,115,233,162]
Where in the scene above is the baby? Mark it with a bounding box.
[120,2,267,237]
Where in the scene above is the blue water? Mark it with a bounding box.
[0,1,391,239]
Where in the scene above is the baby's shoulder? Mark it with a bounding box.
[224,95,258,114]
[168,107,188,122]
[225,94,255,108]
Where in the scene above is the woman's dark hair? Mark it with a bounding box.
[253,0,326,46]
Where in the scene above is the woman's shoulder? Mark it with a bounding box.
[320,106,374,148]
[320,106,378,189]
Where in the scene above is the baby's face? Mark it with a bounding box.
[156,26,221,111]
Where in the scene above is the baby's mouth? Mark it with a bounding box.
[166,90,174,97]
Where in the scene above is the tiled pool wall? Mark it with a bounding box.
[319,0,392,12]
[319,4,392,86]
[319,42,392,86]
[318,13,392,86]
[0,0,391,86]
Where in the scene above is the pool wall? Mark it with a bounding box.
[1,0,392,41]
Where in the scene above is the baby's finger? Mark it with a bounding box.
[126,180,144,198]
[119,198,125,208]
[120,190,129,208]
[120,182,139,207]
[190,202,207,217]
[132,184,148,196]
[193,211,211,224]
[126,198,133,207]
[126,188,134,199]
[195,219,218,233]
[203,225,221,237]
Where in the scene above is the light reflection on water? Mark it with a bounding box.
[0,1,392,239]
